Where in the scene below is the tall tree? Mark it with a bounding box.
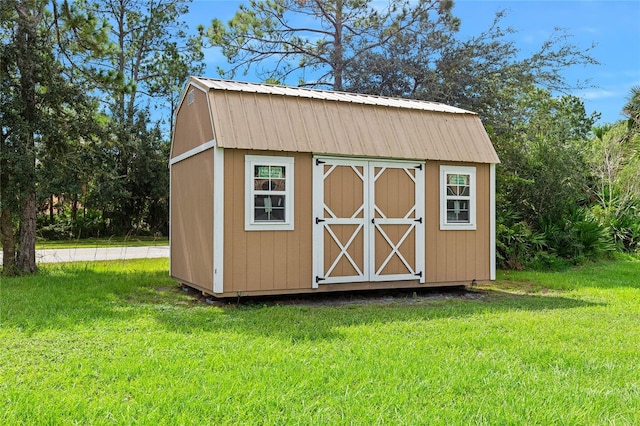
[72,0,203,232]
[496,88,597,224]
[1,0,105,273]
[589,87,640,251]
[622,85,640,133]
[204,0,458,90]
[77,0,203,129]
[345,10,598,136]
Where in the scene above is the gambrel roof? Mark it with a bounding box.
[185,77,500,164]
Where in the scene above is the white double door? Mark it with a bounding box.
[312,157,425,287]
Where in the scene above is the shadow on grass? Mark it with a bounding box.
[0,263,602,343]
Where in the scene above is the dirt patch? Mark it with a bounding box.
[176,285,488,308]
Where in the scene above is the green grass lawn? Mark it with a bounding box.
[36,236,169,249]
[1,257,639,424]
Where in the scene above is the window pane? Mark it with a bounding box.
[254,195,286,222]
[255,165,284,178]
[255,179,274,191]
[447,200,469,223]
[447,174,470,196]
[254,165,286,191]
[271,178,285,191]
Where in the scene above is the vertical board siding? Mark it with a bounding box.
[171,86,214,158]
[425,161,491,283]
[475,165,490,276]
[224,150,313,293]
[170,150,214,290]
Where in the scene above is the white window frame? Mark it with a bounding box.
[245,155,294,231]
[440,165,476,230]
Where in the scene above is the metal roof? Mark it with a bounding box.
[193,77,474,115]
[187,77,500,164]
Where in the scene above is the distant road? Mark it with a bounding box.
[0,246,169,264]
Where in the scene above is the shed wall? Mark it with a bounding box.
[170,150,214,292]
[216,151,491,296]
[171,85,214,158]
[223,150,313,294]
[425,162,491,283]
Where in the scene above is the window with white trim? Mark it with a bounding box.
[440,165,476,230]
[245,155,294,231]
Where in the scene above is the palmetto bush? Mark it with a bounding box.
[592,205,640,253]
[497,208,615,270]
[496,209,546,270]
[539,209,615,263]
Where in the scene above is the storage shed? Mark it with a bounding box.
[170,77,500,297]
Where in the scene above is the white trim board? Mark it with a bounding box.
[439,165,477,231]
[170,140,216,166]
[490,163,496,281]
[213,147,225,294]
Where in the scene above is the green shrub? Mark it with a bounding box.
[590,204,640,253]
[539,209,615,263]
[498,208,615,270]
[496,209,546,270]
[37,210,107,240]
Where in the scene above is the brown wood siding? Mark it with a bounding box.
[170,150,214,290]
[171,85,214,158]
[425,161,491,283]
[223,150,313,293]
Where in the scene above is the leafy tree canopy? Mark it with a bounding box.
[203,0,458,91]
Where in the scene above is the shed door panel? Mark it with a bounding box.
[314,159,369,284]
[371,163,424,282]
[313,157,424,287]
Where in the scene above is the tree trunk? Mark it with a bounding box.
[49,194,54,223]
[17,190,37,274]
[332,0,344,91]
[1,207,16,273]
[14,2,41,275]
[0,122,15,272]
[71,193,78,221]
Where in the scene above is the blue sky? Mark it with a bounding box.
[188,0,640,124]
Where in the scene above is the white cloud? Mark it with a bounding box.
[579,89,617,101]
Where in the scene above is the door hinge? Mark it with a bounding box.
[316,159,326,166]
[316,276,326,283]
[415,164,423,170]
[315,217,326,224]
[414,217,423,223]
[415,271,423,278]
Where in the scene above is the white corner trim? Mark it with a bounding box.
[169,159,173,277]
[213,147,224,294]
[490,163,496,280]
[170,140,216,166]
